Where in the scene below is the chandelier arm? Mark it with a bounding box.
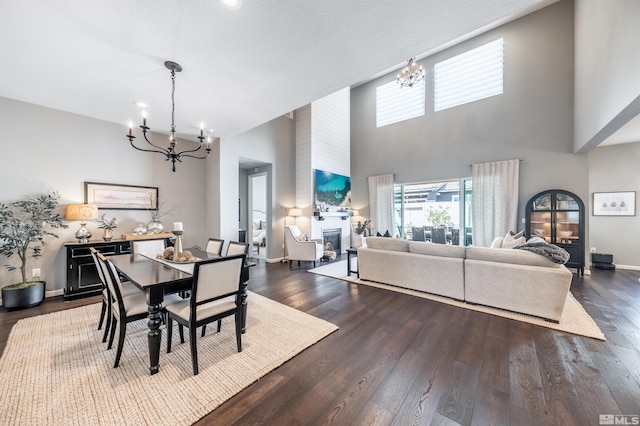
[175,144,207,156]
[141,130,172,154]
[179,151,211,160]
[128,136,170,156]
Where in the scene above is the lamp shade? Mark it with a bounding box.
[288,208,303,217]
[66,204,98,221]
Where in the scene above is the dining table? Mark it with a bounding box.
[108,247,252,375]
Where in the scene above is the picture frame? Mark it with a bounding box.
[592,191,635,216]
[84,182,158,210]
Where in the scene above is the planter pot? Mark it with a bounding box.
[1,281,45,310]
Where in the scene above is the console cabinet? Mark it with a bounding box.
[525,189,585,276]
[64,240,132,299]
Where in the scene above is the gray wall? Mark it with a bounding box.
[351,1,588,240]
[588,142,640,268]
[574,0,640,151]
[0,96,206,295]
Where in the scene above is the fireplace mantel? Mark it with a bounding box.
[313,211,353,221]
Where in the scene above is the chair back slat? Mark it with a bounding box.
[90,247,107,288]
[192,255,245,306]
[132,239,166,255]
[226,241,249,256]
[205,238,224,255]
[96,252,129,315]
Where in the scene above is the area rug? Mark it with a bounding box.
[309,260,605,341]
[0,292,338,426]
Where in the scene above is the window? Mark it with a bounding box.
[434,38,504,111]
[376,78,425,127]
[394,179,473,246]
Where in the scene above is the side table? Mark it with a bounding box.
[346,248,358,277]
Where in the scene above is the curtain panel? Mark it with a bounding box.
[471,159,520,247]
[368,174,395,236]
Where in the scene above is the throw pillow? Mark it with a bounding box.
[502,231,526,249]
[509,230,524,239]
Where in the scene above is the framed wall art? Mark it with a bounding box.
[592,191,635,216]
[84,182,158,210]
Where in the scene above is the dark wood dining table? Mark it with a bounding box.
[108,247,251,375]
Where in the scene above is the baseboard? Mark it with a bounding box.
[613,264,640,271]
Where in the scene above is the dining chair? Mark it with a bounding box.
[164,253,247,375]
[205,238,224,255]
[131,238,166,255]
[225,241,249,256]
[89,247,141,343]
[411,226,426,241]
[97,252,181,368]
[431,227,447,244]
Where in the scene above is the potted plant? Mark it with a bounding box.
[0,192,67,309]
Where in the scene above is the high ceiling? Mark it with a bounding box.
[1,0,575,142]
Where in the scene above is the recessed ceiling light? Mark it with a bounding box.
[134,102,148,108]
[220,0,241,10]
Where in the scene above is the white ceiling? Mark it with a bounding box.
[0,0,592,143]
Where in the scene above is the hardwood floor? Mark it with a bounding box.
[1,261,639,425]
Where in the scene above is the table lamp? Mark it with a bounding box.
[66,204,99,243]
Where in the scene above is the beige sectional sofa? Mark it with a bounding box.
[357,237,574,322]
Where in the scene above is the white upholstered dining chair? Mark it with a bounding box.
[164,253,246,375]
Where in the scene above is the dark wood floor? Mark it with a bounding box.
[2,260,639,425]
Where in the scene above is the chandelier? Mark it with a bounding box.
[127,61,211,172]
[396,57,425,88]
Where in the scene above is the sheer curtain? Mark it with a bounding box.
[471,159,520,247]
[368,174,395,236]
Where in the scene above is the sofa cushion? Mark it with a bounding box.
[466,246,558,268]
[364,237,410,252]
[409,241,466,258]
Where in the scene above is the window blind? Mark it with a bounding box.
[376,78,425,127]
[434,38,504,111]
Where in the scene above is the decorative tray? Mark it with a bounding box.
[156,256,200,264]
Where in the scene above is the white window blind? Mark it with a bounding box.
[376,78,425,127]
[434,38,504,111]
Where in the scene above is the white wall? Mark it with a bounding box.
[295,88,351,251]
[574,0,640,151]
[0,96,206,294]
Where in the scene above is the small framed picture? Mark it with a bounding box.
[592,191,635,216]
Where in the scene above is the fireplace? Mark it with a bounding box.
[322,228,341,257]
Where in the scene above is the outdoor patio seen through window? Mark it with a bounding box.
[394,179,473,246]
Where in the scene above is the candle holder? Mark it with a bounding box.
[172,230,184,261]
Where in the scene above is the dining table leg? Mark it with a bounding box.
[146,288,164,375]
[240,279,248,334]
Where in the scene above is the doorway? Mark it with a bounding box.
[248,172,267,259]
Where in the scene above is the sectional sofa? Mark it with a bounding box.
[357,237,573,322]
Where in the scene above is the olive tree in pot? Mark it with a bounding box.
[0,192,67,310]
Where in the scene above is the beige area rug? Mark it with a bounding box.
[309,260,605,341]
[0,292,338,426]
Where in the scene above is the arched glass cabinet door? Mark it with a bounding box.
[528,191,553,242]
[554,192,581,245]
